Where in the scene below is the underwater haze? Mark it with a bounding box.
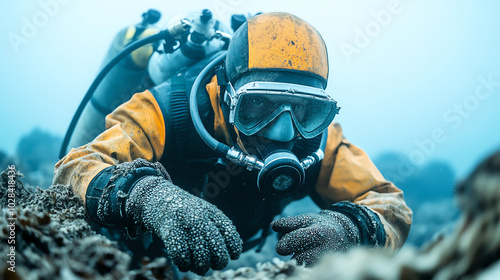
[0,0,499,259]
[1,0,499,178]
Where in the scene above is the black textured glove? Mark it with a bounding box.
[126,175,242,274]
[85,159,242,275]
[271,210,360,266]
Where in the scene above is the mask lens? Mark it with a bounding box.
[290,96,337,137]
[233,87,338,137]
[236,94,280,132]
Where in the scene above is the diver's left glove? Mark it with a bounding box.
[271,201,386,266]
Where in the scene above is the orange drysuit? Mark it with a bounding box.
[54,77,412,249]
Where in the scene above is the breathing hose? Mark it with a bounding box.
[189,51,230,157]
[189,50,330,172]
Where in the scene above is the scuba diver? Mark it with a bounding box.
[54,10,412,275]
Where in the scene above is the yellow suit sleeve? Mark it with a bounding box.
[314,123,413,249]
[53,90,166,203]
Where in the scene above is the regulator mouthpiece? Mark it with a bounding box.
[257,151,305,197]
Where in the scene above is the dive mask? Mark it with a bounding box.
[224,81,340,139]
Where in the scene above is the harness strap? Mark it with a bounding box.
[169,73,190,159]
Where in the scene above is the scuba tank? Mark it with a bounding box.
[65,9,162,153]
[60,9,232,158]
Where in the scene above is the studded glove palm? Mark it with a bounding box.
[125,175,242,275]
[271,210,360,266]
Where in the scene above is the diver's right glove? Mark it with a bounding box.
[272,210,360,266]
[85,159,242,275]
[271,201,386,266]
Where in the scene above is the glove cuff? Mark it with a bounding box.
[85,158,171,236]
[329,201,386,246]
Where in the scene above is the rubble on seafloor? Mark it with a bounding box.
[1,150,499,280]
[0,170,176,280]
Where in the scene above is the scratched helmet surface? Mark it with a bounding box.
[225,12,329,90]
